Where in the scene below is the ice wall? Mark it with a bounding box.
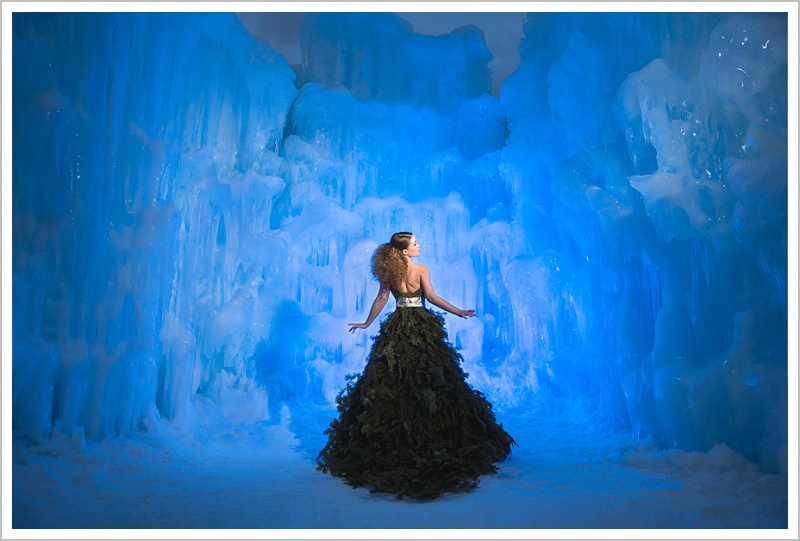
[499,12,788,472]
[12,12,298,439]
[11,12,788,474]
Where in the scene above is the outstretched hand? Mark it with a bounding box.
[348,322,369,333]
[458,309,476,318]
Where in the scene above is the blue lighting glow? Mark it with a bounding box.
[8,9,792,531]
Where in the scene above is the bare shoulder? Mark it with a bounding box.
[410,262,429,275]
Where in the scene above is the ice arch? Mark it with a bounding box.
[11,11,788,475]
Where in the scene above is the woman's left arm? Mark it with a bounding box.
[348,282,391,332]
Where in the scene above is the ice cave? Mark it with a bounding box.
[6,7,794,534]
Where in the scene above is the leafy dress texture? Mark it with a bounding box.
[317,289,516,500]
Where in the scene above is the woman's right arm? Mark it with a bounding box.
[419,265,475,318]
[348,282,391,332]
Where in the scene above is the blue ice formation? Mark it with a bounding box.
[11,12,789,474]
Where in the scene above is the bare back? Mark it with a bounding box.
[394,261,424,293]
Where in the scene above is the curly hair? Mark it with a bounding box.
[371,232,413,288]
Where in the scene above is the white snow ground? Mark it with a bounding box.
[8,399,792,537]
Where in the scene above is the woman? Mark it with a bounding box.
[317,232,516,500]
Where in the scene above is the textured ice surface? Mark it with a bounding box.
[9,10,791,530]
[11,400,788,530]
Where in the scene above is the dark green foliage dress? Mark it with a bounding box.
[317,289,516,500]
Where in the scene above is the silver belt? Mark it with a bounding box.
[396,297,423,308]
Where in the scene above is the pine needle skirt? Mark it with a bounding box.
[317,306,516,500]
